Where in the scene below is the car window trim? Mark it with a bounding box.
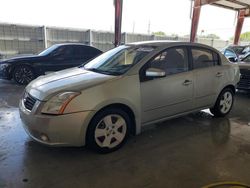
[225,49,237,58]
[139,45,190,82]
[190,46,221,70]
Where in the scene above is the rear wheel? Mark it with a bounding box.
[210,88,234,117]
[87,108,131,153]
[13,65,35,85]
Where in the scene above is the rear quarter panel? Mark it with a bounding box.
[214,56,240,104]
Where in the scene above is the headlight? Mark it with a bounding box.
[41,92,80,115]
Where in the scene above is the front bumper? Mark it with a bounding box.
[19,99,94,146]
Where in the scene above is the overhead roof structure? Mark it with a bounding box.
[190,0,250,44]
[113,0,250,47]
[211,0,250,12]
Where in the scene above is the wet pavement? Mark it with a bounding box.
[1,79,250,188]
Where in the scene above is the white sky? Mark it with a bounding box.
[1,0,250,40]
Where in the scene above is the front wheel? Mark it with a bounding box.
[86,108,131,153]
[210,88,234,117]
[13,65,35,85]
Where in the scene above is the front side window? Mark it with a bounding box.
[62,46,74,58]
[84,45,154,75]
[192,48,218,69]
[38,44,60,56]
[49,46,74,58]
[146,47,189,75]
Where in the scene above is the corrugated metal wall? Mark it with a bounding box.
[0,23,45,58]
[91,31,115,51]
[0,22,247,59]
[46,27,90,47]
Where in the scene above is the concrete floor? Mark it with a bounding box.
[1,79,250,188]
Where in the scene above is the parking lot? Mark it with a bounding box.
[0,79,250,188]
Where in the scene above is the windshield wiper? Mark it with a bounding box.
[85,68,119,75]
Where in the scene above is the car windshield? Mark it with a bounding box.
[231,46,245,54]
[38,45,60,56]
[84,45,154,75]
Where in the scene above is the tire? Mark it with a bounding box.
[13,65,35,85]
[210,88,234,117]
[86,108,131,153]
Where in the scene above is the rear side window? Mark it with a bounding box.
[80,46,102,57]
[192,48,219,69]
[73,46,102,59]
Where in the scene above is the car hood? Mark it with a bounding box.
[26,67,116,101]
[0,55,41,63]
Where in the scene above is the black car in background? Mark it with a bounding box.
[221,45,250,62]
[237,54,250,91]
[0,43,102,85]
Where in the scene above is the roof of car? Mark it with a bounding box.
[228,44,250,47]
[127,40,218,50]
[128,40,177,45]
[54,43,97,47]
[55,43,88,46]
[52,43,102,51]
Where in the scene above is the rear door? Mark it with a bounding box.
[191,47,223,108]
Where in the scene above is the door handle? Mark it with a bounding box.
[216,72,223,77]
[183,80,192,86]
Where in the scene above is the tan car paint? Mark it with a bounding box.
[19,41,240,146]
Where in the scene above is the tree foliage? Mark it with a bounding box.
[152,31,166,36]
[240,32,250,41]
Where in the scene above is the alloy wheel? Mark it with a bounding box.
[14,66,34,84]
[219,91,233,114]
[94,114,127,148]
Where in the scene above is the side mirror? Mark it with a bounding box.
[228,57,238,63]
[146,68,166,78]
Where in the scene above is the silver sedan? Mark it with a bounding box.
[19,41,240,153]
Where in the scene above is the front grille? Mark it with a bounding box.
[23,92,37,111]
[238,69,250,89]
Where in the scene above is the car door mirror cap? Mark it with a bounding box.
[228,57,238,62]
[146,68,166,78]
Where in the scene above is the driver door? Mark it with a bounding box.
[42,45,76,73]
[140,47,194,124]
